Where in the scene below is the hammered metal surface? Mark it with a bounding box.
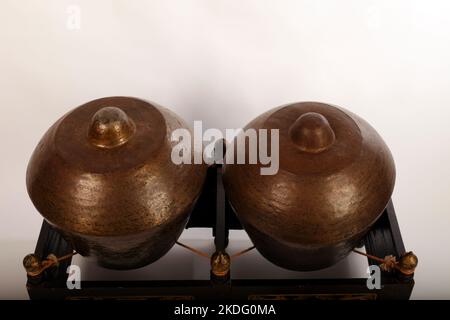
[27,97,207,269]
[223,102,395,271]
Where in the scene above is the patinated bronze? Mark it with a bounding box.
[26,96,207,269]
[211,252,231,277]
[223,102,396,271]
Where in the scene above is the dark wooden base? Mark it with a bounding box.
[26,165,414,300]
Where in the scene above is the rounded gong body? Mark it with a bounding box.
[223,102,395,271]
[26,97,207,269]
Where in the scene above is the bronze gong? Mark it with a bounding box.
[223,102,395,271]
[26,96,207,269]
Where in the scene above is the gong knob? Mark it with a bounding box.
[88,106,136,148]
[289,112,335,153]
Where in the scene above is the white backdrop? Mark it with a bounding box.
[1,0,450,299]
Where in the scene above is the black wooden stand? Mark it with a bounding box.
[25,165,414,300]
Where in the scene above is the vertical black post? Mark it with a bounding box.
[214,166,228,251]
[211,166,231,286]
[26,221,74,299]
[363,199,415,299]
